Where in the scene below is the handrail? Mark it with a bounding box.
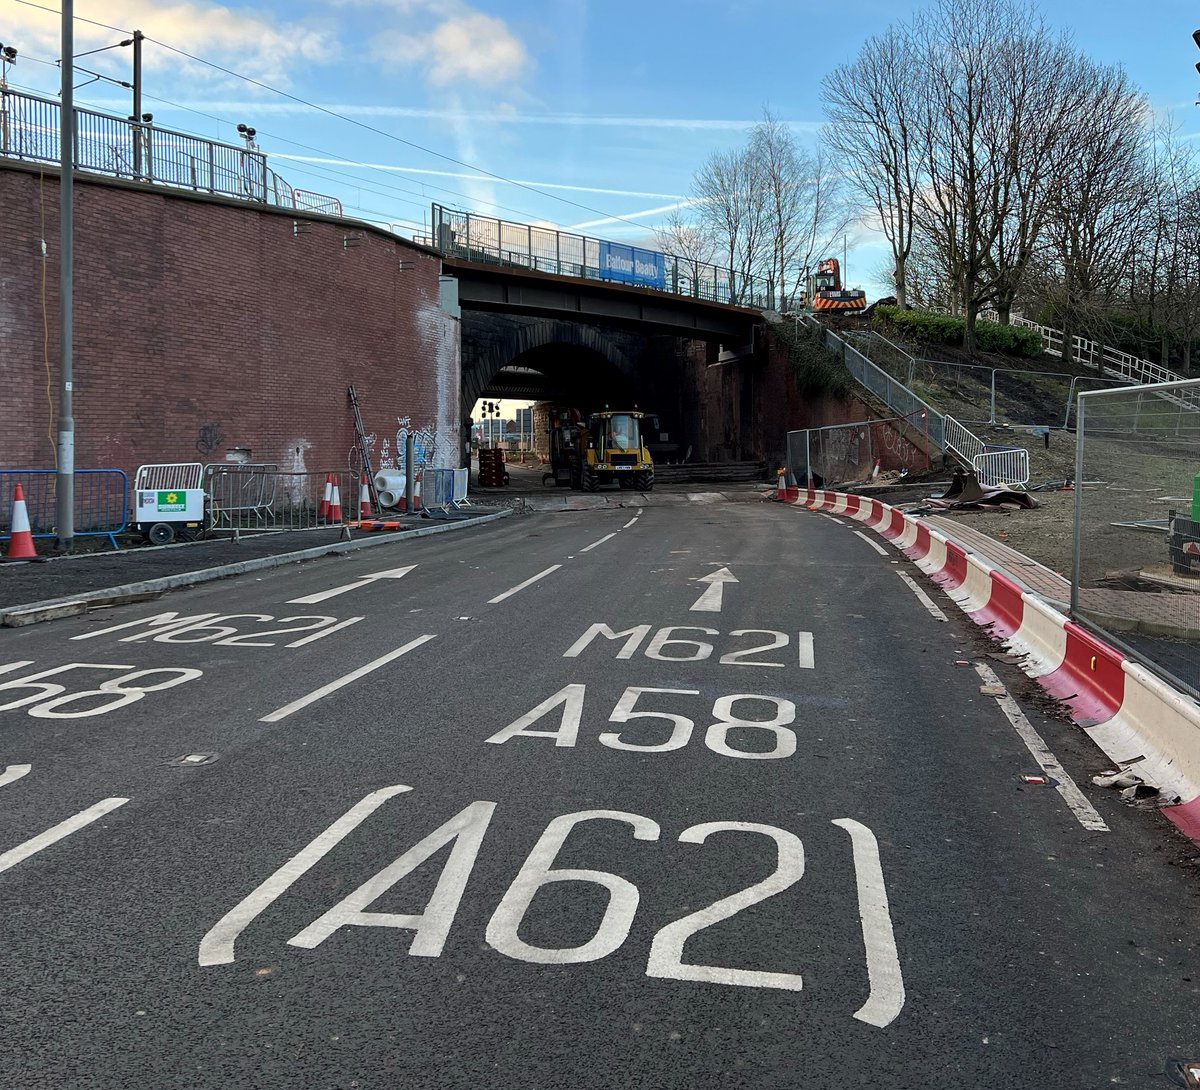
[0,87,340,214]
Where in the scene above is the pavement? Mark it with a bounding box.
[3,498,1200,1087]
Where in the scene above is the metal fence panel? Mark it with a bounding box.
[0,468,128,548]
[1072,379,1200,697]
[207,469,353,538]
[973,447,1030,487]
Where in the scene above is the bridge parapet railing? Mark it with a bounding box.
[429,203,775,310]
[0,87,339,213]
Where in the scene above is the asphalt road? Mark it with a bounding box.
[1,500,1199,1089]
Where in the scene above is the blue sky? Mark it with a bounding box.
[5,0,1200,302]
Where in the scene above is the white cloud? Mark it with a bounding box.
[370,6,529,89]
[6,0,336,87]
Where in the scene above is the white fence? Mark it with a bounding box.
[973,447,1030,488]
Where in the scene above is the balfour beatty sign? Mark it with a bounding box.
[598,241,666,289]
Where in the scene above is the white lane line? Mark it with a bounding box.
[288,565,416,606]
[896,571,948,622]
[0,764,32,790]
[832,818,906,1028]
[198,784,412,966]
[488,565,562,604]
[285,617,363,647]
[853,530,889,556]
[0,798,129,876]
[259,636,436,722]
[580,533,617,553]
[623,516,639,529]
[821,513,847,525]
[797,631,815,670]
[974,663,1109,833]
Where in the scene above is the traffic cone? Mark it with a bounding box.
[329,479,343,522]
[6,484,37,559]
[871,459,881,480]
[359,472,373,519]
[318,473,332,520]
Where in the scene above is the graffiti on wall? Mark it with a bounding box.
[195,421,224,456]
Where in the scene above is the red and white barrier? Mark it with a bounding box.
[774,482,1200,839]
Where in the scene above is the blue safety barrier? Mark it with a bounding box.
[0,469,129,550]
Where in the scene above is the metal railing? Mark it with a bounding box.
[0,468,128,549]
[973,446,1030,487]
[428,203,776,310]
[207,468,353,539]
[0,88,338,212]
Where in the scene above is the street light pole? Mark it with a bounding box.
[56,0,75,552]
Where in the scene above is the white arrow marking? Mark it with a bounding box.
[288,565,416,605]
[689,567,738,613]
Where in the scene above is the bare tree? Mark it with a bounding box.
[693,144,769,303]
[821,24,923,307]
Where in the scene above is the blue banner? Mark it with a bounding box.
[598,241,666,289]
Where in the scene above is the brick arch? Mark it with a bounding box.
[459,314,643,419]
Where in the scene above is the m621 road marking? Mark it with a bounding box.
[198,787,904,1027]
[564,624,814,669]
[71,611,361,648]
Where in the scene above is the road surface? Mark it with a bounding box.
[1,501,1198,1088]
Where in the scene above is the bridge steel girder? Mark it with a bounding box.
[443,257,763,341]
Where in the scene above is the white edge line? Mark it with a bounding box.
[0,797,129,876]
[831,817,905,1028]
[853,530,890,557]
[198,784,412,966]
[623,517,639,529]
[820,513,847,525]
[488,564,563,604]
[259,635,436,722]
[896,571,949,622]
[580,533,618,553]
[974,663,1109,832]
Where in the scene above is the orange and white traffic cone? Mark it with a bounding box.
[318,473,332,520]
[359,472,373,520]
[6,484,37,559]
[329,479,343,523]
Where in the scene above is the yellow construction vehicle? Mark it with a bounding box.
[547,408,654,492]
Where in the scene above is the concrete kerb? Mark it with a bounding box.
[776,484,1200,841]
[1,509,514,627]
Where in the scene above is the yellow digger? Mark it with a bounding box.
[546,408,654,492]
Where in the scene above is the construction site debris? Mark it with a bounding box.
[927,469,1038,511]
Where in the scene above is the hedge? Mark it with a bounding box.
[871,305,1043,358]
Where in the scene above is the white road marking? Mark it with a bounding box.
[580,533,617,553]
[821,513,847,526]
[832,818,906,1028]
[0,797,129,876]
[797,632,815,670]
[896,571,948,622]
[285,617,363,647]
[623,516,639,529]
[488,565,562,604]
[0,764,32,789]
[973,663,1109,833]
[690,567,738,613]
[198,784,412,966]
[259,636,436,722]
[0,661,34,676]
[288,565,416,605]
[853,530,889,556]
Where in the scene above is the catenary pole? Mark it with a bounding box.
[56,0,75,551]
